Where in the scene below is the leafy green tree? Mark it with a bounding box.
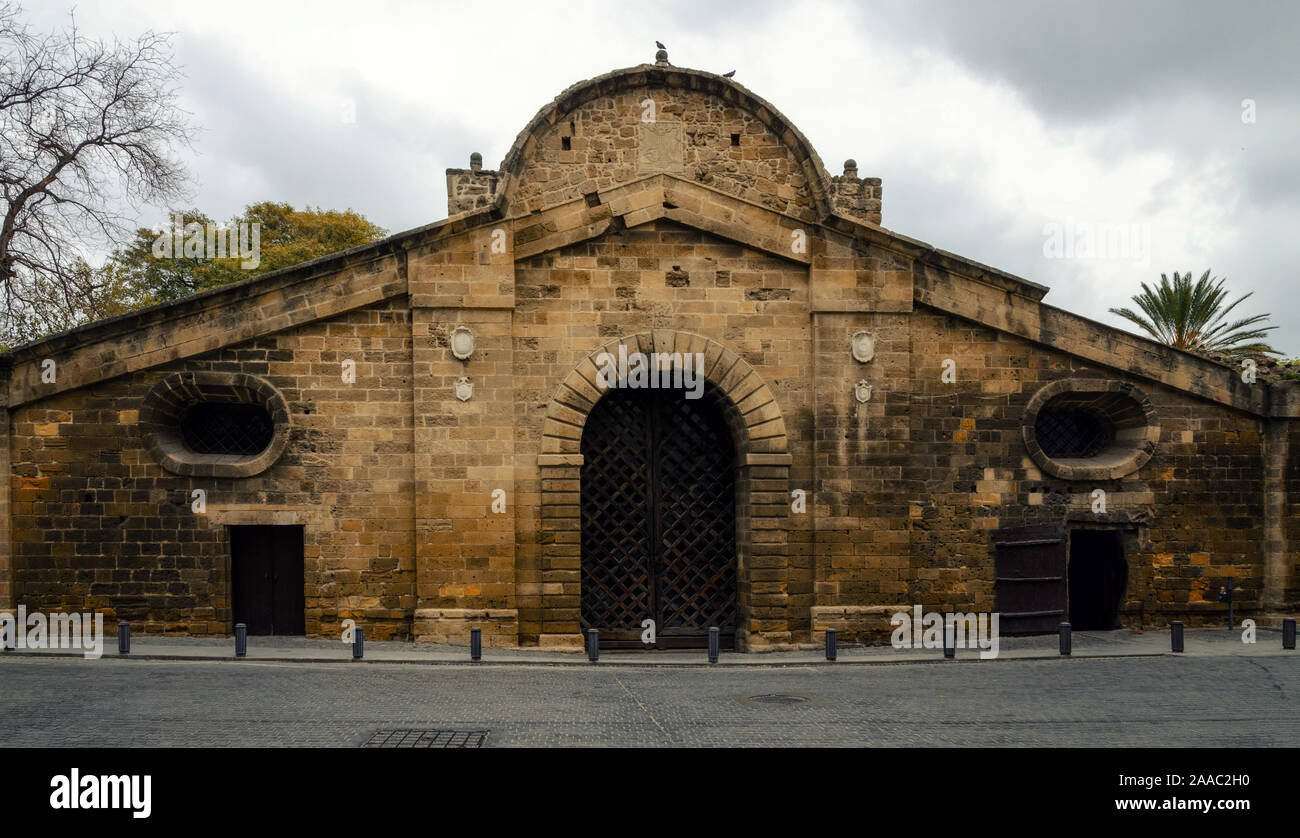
[5,202,387,347]
[1109,270,1279,358]
[108,202,388,308]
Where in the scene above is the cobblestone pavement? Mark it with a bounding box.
[1,651,1296,747]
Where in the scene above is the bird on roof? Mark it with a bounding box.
[723,70,736,78]
[656,40,666,49]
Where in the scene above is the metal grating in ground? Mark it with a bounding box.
[732,693,821,707]
[362,729,489,748]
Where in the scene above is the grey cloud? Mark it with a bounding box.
[866,0,1300,120]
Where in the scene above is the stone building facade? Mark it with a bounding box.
[1,52,1296,650]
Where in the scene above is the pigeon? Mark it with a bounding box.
[656,40,666,49]
[723,70,736,78]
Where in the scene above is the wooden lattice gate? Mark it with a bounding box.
[579,387,736,649]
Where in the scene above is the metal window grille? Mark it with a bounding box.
[180,402,275,455]
[1035,408,1114,458]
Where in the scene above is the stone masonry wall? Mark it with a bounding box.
[9,299,415,638]
[511,87,818,222]
[510,219,813,644]
[829,160,883,226]
[1286,422,1300,607]
[446,158,500,216]
[898,309,1264,634]
[810,304,1272,642]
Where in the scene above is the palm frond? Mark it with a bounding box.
[1110,270,1279,358]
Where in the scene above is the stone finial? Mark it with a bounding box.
[843,159,858,178]
[655,48,669,66]
[470,152,483,172]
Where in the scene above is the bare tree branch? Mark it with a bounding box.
[0,2,196,345]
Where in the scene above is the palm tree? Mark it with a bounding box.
[1109,270,1279,358]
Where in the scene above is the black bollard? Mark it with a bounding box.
[708,627,720,664]
[470,627,482,662]
[1059,622,1071,656]
[1171,620,1184,653]
[1284,618,1296,651]
[234,623,247,658]
[352,626,364,661]
[1227,577,1234,630]
[825,628,837,661]
[587,629,599,662]
[118,621,130,656]
[943,623,955,659]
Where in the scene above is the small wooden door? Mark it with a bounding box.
[230,525,305,635]
[993,522,1068,635]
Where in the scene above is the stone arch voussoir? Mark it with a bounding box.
[540,330,789,460]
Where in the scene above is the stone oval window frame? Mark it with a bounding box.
[1022,379,1159,481]
[141,371,291,478]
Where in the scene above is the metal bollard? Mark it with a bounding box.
[708,627,720,664]
[1059,622,1071,656]
[943,623,955,659]
[352,626,364,661]
[587,629,599,662]
[1284,618,1296,651]
[234,623,247,658]
[1171,620,1184,653]
[470,627,482,662]
[1217,576,1235,629]
[118,621,130,655]
[825,628,837,662]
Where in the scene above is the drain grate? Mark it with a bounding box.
[734,693,818,707]
[362,729,489,748]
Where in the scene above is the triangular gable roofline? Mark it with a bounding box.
[6,201,506,361]
[509,176,1293,417]
[2,172,1293,417]
[0,201,512,406]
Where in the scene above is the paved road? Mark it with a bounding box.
[1,652,1297,747]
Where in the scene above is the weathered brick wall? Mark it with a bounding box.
[9,299,415,638]
[808,311,912,630]
[898,309,1265,632]
[511,220,813,644]
[5,62,1296,651]
[1285,421,1300,607]
[511,86,818,222]
[446,159,500,216]
[806,304,1274,642]
[829,160,883,225]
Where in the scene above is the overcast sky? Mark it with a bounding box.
[25,0,1300,353]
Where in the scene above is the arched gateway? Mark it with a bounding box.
[537,330,793,651]
[579,383,737,648]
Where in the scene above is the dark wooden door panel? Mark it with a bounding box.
[655,393,736,638]
[993,522,1067,635]
[271,526,306,636]
[580,386,736,649]
[230,525,305,636]
[231,527,273,635]
[580,390,654,642]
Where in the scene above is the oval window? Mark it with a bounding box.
[1022,379,1159,481]
[179,402,276,456]
[1035,407,1115,458]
